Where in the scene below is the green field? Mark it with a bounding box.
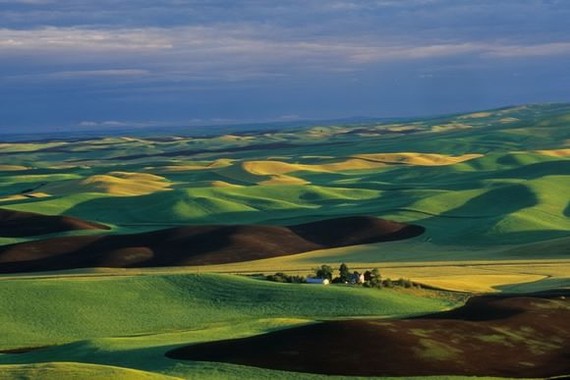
[1,104,570,378]
[0,273,457,379]
[0,273,456,349]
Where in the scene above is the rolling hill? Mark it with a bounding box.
[1,103,570,379]
[0,208,109,238]
[0,216,423,273]
[167,292,570,378]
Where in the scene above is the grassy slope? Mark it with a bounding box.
[0,273,455,349]
[0,273,457,379]
[3,159,569,246]
[2,132,569,250]
[0,362,181,380]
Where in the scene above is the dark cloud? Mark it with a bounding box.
[0,0,569,130]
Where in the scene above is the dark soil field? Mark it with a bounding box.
[0,216,423,273]
[0,208,109,237]
[167,293,570,378]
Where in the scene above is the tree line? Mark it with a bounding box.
[265,262,417,289]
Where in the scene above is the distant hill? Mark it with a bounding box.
[1,102,569,253]
[3,102,567,143]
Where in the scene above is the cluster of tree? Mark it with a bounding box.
[363,267,382,288]
[264,263,419,289]
[372,277,415,289]
[313,263,418,289]
[265,272,305,283]
[312,263,376,285]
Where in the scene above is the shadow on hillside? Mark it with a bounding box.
[406,183,564,246]
[63,186,398,227]
[0,340,198,376]
[165,295,570,378]
[437,183,538,217]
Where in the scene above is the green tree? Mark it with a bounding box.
[396,278,413,288]
[266,273,306,283]
[370,267,382,288]
[315,264,333,281]
[339,263,350,283]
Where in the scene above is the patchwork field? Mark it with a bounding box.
[1,103,570,378]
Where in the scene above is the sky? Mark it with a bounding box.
[1,0,570,133]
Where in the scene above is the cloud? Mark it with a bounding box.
[1,1,569,75]
[77,120,150,128]
[0,27,172,52]
[1,22,570,93]
[2,25,570,70]
[1,69,151,85]
[0,0,569,131]
[51,69,149,78]
[483,42,570,58]
[0,0,54,3]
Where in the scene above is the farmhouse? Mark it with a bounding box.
[306,277,330,285]
[349,272,365,285]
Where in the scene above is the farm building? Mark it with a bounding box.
[306,277,330,285]
[350,272,365,285]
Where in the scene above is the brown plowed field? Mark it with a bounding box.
[167,294,570,378]
[0,216,424,273]
[0,208,110,237]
